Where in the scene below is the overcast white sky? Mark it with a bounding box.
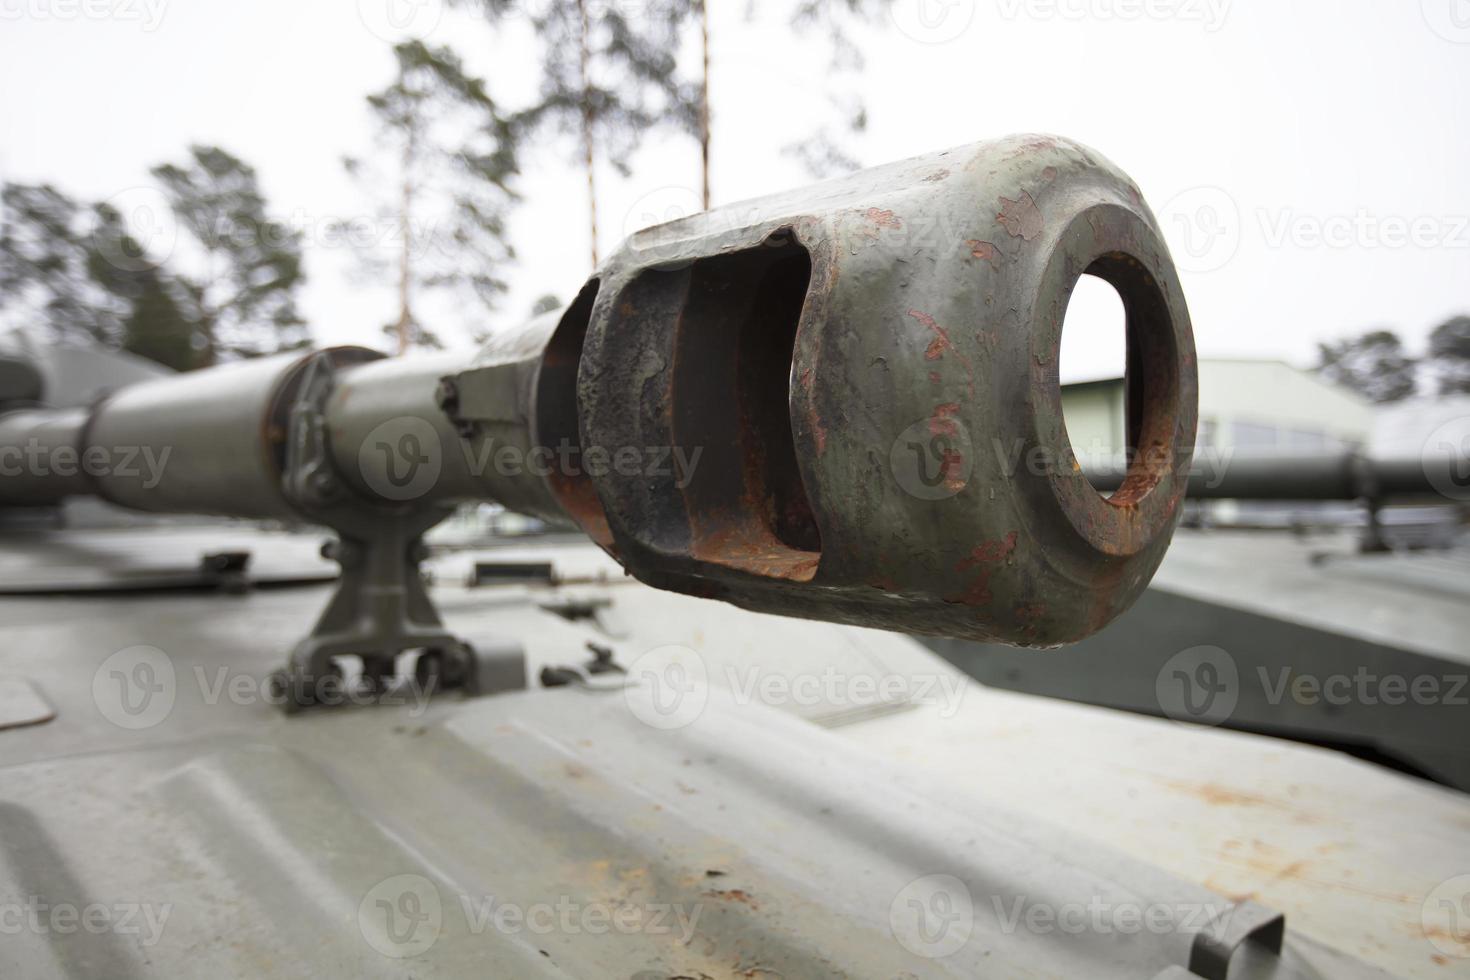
[2,0,1468,380]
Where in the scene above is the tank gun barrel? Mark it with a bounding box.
[0,136,1200,706]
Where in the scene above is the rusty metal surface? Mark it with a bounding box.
[0,528,1460,978]
[575,135,1198,646]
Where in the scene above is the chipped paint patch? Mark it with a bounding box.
[910,309,952,361]
[909,309,976,397]
[956,532,1019,572]
[863,208,903,230]
[967,240,1000,264]
[997,191,1044,241]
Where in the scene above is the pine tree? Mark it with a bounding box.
[453,0,699,267]
[150,145,309,364]
[347,41,519,353]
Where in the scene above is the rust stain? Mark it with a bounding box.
[943,533,1019,606]
[927,371,942,385]
[1219,846,1420,905]
[928,403,961,437]
[947,569,995,606]
[967,240,1000,264]
[911,310,956,364]
[908,309,975,396]
[1161,778,1279,808]
[923,168,951,182]
[863,207,903,230]
[1003,136,1059,160]
[940,448,965,493]
[997,191,1044,241]
[801,372,827,456]
[1041,166,1058,182]
[1149,776,1327,825]
[956,532,1019,572]
[703,888,759,909]
[690,520,820,583]
[1014,601,1046,622]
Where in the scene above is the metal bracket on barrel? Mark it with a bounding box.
[266,353,525,714]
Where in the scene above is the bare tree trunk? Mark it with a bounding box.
[578,0,599,268]
[395,122,415,356]
[198,313,217,368]
[699,0,711,211]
